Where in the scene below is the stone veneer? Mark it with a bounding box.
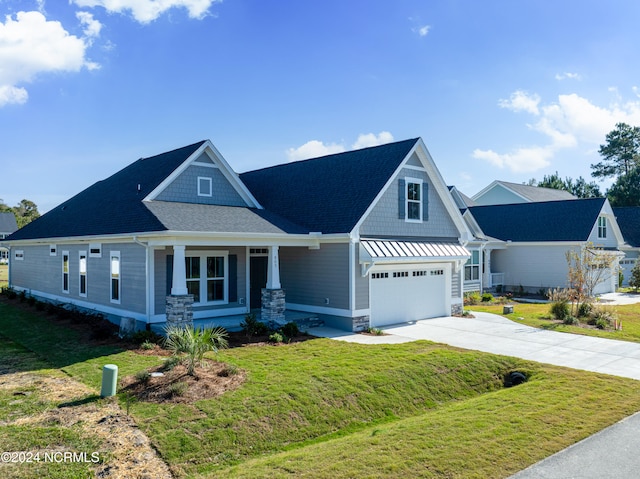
[261,288,285,325]
[166,295,194,328]
[451,303,463,316]
[352,315,370,332]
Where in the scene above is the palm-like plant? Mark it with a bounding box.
[164,326,229,376]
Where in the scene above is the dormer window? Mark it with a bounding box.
[598,216,607,239]
[406,178,423,222]
[198,177,213,197]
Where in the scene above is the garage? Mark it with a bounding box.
[369,264,449,327]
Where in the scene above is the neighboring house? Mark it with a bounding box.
[472,180,577,206]
[613,207,640,286]
[6,138,472,331]
[467,198,626,295]
[0,212,18,263]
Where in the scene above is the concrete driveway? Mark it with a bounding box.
[311,312,640,380]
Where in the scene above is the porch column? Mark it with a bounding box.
[262,245,285,325]
[171,245,188,295]
[266,246,281,289]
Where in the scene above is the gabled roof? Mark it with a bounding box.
[468,197,607,242]
[614,207,640,247]
[448,186,476,208]
[240,138,420,234]
[473,180,577,204]
[0,212,18,234]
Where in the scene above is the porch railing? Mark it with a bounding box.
[490,273,505,288]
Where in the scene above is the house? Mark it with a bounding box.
[472,180,577,206]
[467,198,626,295]
[0,212,18,263]
[5,138,472,332]
[613,207,640,286]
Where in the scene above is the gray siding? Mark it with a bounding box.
[156,163,247,206]
[355,245,369,309]
[474,185,526,206]
[11,242,147,314]
[452,269,461,297]
[154,246,247,314]
[360,167,460,238]
[280,243,350,309]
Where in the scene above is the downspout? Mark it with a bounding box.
[132,236,151,326]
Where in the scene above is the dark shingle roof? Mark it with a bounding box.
[468,197,606,242]
[240,138,419,233]
[614,207,640,247]
[0,212,18,234]
[8,142,207,240]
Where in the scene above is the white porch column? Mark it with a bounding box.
[266,245,281,289]
[171,245,188,295]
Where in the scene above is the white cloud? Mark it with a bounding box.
[72,0,220,23]
[498,90,540,115]
[0,11,96,107]
[76,11,102,42]
[555,72,582,81]
[287,132,395,162]
[352,131,394,149]
[476,89,640,173]
[412,24,430,36]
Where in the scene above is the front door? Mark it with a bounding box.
[250,256,268,309]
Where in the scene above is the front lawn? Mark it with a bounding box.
[2,296,640,478]
[471,301,640,343]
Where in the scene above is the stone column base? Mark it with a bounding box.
[166,294,194,329]
[352,315,370,332]
[261,288,285,326]
[451,303,464,316]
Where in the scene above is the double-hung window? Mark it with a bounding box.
[79,251,87,297]
[110,252,121,303]
[184,252,228,304]
[62,251,70,293]
[465,250,480,281]
[406,178,422,222]
[597,216,607,239]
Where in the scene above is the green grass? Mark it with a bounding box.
[2,299,640,478]
[471,301,640,342]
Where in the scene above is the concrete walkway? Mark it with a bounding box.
[311,312,640,380]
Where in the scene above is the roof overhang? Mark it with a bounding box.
[359,239,470,276]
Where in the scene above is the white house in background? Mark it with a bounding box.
[472,180,577,206]
[0,212,18,263]
[614,207,640,286]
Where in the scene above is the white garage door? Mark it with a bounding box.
[370,265,448,327]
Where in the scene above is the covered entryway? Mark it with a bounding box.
[249,255,268,309]
[370,263,448,327]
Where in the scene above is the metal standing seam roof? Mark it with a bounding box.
[361,240,470,260]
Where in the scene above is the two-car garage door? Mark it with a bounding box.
[369,263,449,327]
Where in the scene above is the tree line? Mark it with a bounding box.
[528,122,640,206]
[0,199,40,229]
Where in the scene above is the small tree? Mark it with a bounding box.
[164,326,228,376]
[629,261,640,292]
[565,245,618,314]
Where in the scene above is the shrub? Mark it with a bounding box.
[135,370,151,383]
[164,326,229,376]
[481,293,494,302]
[366,327,384,335]
[281,322,299,338]
[577,302,593,318]
[268,332,285,344]
[162,355,181,372]
[167,381,188,397]
[588,305,618,329]
[595,318,609,330]
[463,292,482,306]
[550,300,570,321]
[240,313,269,337]
[563,316,579,325]
[219,364,239,377]
[140,340,156,350]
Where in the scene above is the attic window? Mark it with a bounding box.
[598,216,607,239]
[198,177,213,197]
[89,243,102,258]
[406,178,423,222]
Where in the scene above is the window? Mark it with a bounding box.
[14,250,24,261]
[89,243,102,258]
[110,252,120,303]
[465,250,480,281]
[79,251,87,297]
[50,244,57,256]
[430,269,444,276]
[406,180,422,221]
[184,252,228,304]
[598,216,607,239]
[62,251,70,293]
[198,176,213,197]
[372,272,388,279]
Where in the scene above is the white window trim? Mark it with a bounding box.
[110,251,121,304]
[79,251,87,298]
[598,216,607,239]
[197,176,213,197]
[464,250,480,282]
[49,244,57,256]
[405,177,423,223]
[89,243,102,258]
[185,250,229,306]
[62,251,70,294]
[14,250,24,261]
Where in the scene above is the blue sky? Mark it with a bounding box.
[3,0,640,213]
